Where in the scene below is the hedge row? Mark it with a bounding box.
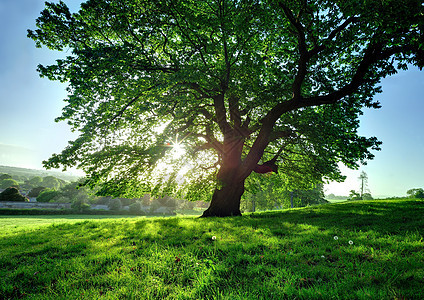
[0,209,176,216]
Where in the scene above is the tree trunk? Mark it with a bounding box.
[202,132,246,217]
[201,178,245,217]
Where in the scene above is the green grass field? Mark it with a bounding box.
[1,199,423,299]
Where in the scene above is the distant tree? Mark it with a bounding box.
[348,190,361,201]
[129,201,144,214]
[71,197,91,211]
[37,189,61,202]
[362,192,373,200]
[141,194,151,206]
[407,188,424,199]
[0,187,28,202]
[0,179,20,189]
[42,176,66,190]
[60,180,94,203]
[326,194,348,200]
[179,200,196,210]
[28,186,48,198]
[26,176,43,188]
[358,171,370,199]
[108,198,123,211]
[119,198,136,207]
[294,184,327,206]
[95,196,112,205]
[0,174,12,180]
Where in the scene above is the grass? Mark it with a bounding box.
[1,198,423,299]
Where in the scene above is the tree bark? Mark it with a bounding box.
[202,131,246,217]
[201,178,245,217]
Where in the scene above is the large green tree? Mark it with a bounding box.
[29,0,423,216]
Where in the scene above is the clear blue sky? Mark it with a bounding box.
[1,0,423,197]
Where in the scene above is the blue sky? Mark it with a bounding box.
[1,0,423,197]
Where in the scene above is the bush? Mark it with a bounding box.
[0,187,28,202]
[0,179,20,189]
[129,201,144,214]
[108,198,122,211]
[71,199,91,211]
[37,189,61,203]
[28,186,47,198]
[0,174,12,180]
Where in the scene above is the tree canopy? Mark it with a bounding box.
[29,0,424,216]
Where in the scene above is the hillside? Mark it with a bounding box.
[1,199,423,299]
[0,165,80,182]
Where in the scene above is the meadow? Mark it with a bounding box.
[1,199,423,299]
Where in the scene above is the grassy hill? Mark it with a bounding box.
[1,199,423,299]
[0,165,80,182]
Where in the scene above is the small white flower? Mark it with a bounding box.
[211,236,217,240]
[334,236,338,240]
[349,240,353,245]
[321,255,325,259]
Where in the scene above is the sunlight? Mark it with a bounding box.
[171,143,185,159]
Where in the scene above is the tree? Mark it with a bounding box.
[362,192,373,200]
[42,176,65,190]
[348,189,361,201]
[358,171,369,199]
[129,201,144,214]
[29,0,424,217]
[0,179,20,189]
[59,180,94,203]
[108,198,123,211]
[25,176,43,189]
[28,186,48,198]
[0,174,12,180]
[37,189,61,202]
[406,188,424,199]
[0,187,28,202]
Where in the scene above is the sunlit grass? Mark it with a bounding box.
[1,199,423,299]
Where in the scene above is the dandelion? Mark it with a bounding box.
[334,236,338,240]
[349,240,354,245]
[211,236,217,240]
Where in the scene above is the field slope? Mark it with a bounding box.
[1,199,423,299]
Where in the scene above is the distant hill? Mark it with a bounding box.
[0,165,81,182]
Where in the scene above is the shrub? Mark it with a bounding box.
[0,187,27,202]
[71,199,91,211]
[37,189,61,203]
[28,186,47,198]
[108,198,122,211]
[0,179,20,189]
[129,201,144,214]
[0,173,12,180]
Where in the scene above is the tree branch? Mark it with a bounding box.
[239,37,391,179]
[229,94,242,129]
[279,3,308,100]
[213,94,231,134]
[308,16,358,57]
[109,84,160,125]
[269,129,292,142]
